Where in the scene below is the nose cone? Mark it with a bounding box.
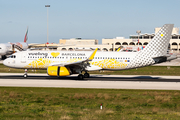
[0,44,6,55]
[3,59,9,67]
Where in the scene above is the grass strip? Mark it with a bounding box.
[0,87,180,119]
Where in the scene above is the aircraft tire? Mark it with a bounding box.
[84,73,90,78]
[24,74,28,78]
[78,74,84,80]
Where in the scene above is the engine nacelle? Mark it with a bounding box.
[47,66,71,76]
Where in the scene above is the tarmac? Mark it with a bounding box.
[0,58,180,90]
[0,73,180,90]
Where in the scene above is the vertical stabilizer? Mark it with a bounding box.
[142,24,174,57]
[127,24,174,68]
[24,27,28,43]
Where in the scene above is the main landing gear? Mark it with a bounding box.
[84,72,90,78]
[78,72,90,80]
[24,69,28,78]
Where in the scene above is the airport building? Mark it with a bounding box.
[29,27,180,53]
[102,27,180,52]
[58,38,112,51]
[58,27,180,52]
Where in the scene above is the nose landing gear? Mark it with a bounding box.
[24,69,28,78]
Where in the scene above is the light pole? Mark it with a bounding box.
[45,5,50,44]
[136,30,141,51]
[136,30,141,46]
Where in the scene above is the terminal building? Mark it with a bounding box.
[30,27,180,53]
[102,27,180,52]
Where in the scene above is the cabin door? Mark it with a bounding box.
[21,52,26,63]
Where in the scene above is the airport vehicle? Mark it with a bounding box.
[0,27,28,59]
[3,24,173,79]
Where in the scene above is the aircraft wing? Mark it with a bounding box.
[50,48,98,67]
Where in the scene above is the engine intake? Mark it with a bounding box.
[47,66,71,76]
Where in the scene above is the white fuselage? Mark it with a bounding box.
[3,50,139,71]
[0,42,28,56]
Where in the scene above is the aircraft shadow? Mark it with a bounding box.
[0,75,180,82]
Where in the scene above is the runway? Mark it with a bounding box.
[0,73,180,90]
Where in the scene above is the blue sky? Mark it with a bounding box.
[0,0,180,44]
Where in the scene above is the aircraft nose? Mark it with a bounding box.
[3,59,9,66]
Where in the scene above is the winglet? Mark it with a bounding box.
[116,48,121,52]
[88,48,98,61]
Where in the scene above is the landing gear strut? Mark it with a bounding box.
[24,69,28,78]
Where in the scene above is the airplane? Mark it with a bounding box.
[0,27,28,59]
[3,24,174,80]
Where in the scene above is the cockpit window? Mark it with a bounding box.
[9,55,12,58]
[9,55,16,58]
[0,47,1,49]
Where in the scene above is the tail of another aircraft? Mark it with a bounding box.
[24,27,28,43]
[127,24,174,68]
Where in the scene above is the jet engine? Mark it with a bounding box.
[47,66,71,76]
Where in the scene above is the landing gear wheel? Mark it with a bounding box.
[24,74,27,78]
[78,74,84,80]
[84,73,90,78]
[24,69,28,78]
